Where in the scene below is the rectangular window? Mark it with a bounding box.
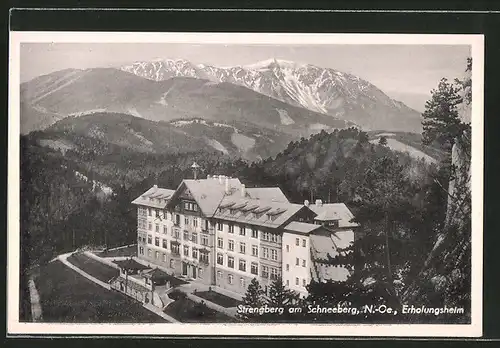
[262,265,269,278]
[251,228,258,238]
[228,256,234,268]
[239,242,246,254]
[286,279,289,286]
[302,259,306,267]
[239,259,246,272]
[148,208,152,216]
[162,239,168,249]
[163,226,168,235]
[170,242,179,255]
[191,232,198,244]
[184,217,189,226]
[200,253,209,264]
[170,259,175,268]
[296,277,299,285]
[193,218,198,227]
[174,229,180,239]
[217,253,224,265]
[163,253,167,262]
[192,248,198,259]
[270,267,278,280]
[184,202,189,210]
[217,237,223,249]
[271,249,278,261]
[271,234,277,243]
[155,224,159,233]
[147,235,152,244]
[175,214,180,225]
[201,235,209,246]
[286,264,289,271]
[240,278,245,288]
[262,247,269,259]
[251,245,258,257]
[155,251,159,259]
[198,268,203,278]
[228,224,234,234]
[239,226,246,236]
[148,223,152,231]
[217,271,222,279]
[303,279,306,287]
[286,245,290,252]
[148,249,152,257]
[302,239,306,247]
[139,246,144,255]
[228,240,234,251]
[251,262,258,275]
[183,231,189,241]
[296,257,299,266]
[228,274,233,284]
[217,222,223,231]
[183,245,189,256]
[295,238,299,246]
[155,237,160,247]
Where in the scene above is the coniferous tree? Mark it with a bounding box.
[422,78,466,152]
[378,136,388,146]
[239,278,265,321]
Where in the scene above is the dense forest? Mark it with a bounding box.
[19,59,472,324]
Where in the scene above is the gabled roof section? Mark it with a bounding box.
[131,186,175,209]
[284,221,321,235]
[246,187,289,203]
[213,196,309,228]
[166,177,243,217]
[309,203,359,227]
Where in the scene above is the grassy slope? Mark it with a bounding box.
[35,260,166,323]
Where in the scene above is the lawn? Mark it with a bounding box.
[194,290,242,308]
[66,253,119,283]
[97,245,137,258]
[165,291,238,323]
[35,260,167,323]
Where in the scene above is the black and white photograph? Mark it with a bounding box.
[8,32,484,337]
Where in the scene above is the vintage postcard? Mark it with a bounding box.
[8,32,484,337]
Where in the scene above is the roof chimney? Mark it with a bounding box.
[241,184,246,198]
[315,199,323,207]
[207,174,211,179]
[225,176,230,194]
[304,200,309,207]
[153,184,158,189]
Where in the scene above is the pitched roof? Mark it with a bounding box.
[245,187,289,203]
[308,203,359,227]
[213,196,307,228]
[309,230,354,261]
[284,221,321,235]
[179,178,242,217]
[131,186,175,208]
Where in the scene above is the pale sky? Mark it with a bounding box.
[20,43,471,111]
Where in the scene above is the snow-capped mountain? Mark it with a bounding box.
[121,58,423,132]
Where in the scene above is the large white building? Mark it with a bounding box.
[132,173,359,299]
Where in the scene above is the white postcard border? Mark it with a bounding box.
[8,31,484,337]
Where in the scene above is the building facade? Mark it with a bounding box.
[132,174,359,299]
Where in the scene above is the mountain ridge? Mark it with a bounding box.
[121,58,423,132]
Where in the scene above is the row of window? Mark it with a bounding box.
[284,238,307,252]
[215,261,280,281]
[141,235,210,263]
[138,247,206,279]
[287,277,307,287]
[284,258,307,271]
[217,271,246,288]
[216,238,279,260]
